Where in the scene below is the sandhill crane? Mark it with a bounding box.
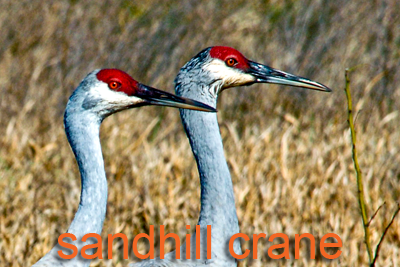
[31,69,216,267]
[131,46,330,266]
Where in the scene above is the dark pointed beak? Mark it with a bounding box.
[136,84,217,112]
[247,61,331,92]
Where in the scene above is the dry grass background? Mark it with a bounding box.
[0,0,399,266]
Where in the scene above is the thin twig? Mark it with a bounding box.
[367,202,386,226]
[344,69,373,263]
[370,204,400,267]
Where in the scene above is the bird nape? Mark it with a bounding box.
[129,46,330,266]
[31,69,215,267]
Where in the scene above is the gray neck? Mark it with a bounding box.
[64,110,107,240]
[177,81,241,262]
[34,98,107,267]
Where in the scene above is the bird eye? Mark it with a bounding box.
[225,58,237,67]
[108,81,121,89]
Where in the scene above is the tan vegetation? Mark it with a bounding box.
[0,0,399,266]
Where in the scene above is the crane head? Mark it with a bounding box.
[76,69,216,116]
[182,46,331,93]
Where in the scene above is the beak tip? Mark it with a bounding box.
[204,107,217,113]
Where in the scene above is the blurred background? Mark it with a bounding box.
[0,0,399,266]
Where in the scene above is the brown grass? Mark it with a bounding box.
[0,0,399,266]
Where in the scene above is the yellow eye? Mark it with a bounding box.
[109,81,120,89]
[226,58,237,67]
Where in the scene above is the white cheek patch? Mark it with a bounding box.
[205,60,255,88]
[90,83,144,109]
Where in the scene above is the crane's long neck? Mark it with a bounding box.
[181,109,238,231]
[177,81,241,263]
[35,107,108,267]
[64,110,107,241]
